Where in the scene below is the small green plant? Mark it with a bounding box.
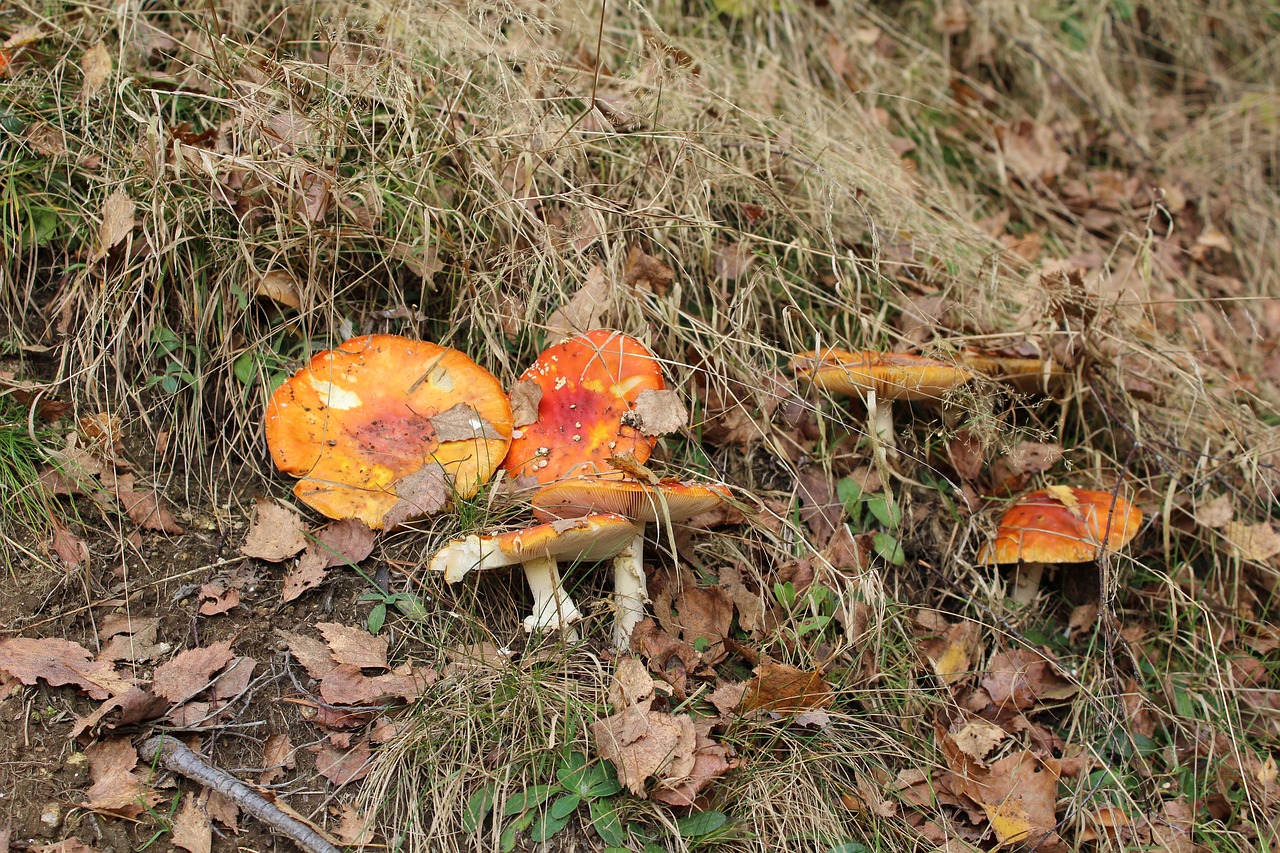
[837,476,904,566]
[0,395,55,539]
[465,752,629,850]
[774,580,838,640]
[147,326,199,394]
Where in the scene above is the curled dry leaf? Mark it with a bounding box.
[508,379,542,428]
[980,648,1077,713]
[545,264,611,338]
[590,703,697,797]
[113,485,184,533]
[197,583,240,616]
[84,738,158,818]
[260,732,296,785]
[1194,493,1234,529]
[624,245,675,296]
[313,737,372,787]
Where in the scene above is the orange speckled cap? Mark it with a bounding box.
[504,330,665,484]
[978,487,1142,564]
[793,349,974,402]
[265,335,512,528]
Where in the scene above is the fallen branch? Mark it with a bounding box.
[139,735,342,853]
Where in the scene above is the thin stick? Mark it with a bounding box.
[139,735,342,853]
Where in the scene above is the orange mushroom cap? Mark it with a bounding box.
[531,477,731,524]
[978,487,1143,565]
[265,335,512,529]
[792,348,974,402]
[504,330,666,484]
[428,513,637,583]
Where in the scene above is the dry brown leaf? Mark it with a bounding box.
[332,804,375,847]
[1068,603,1099,637]
[741,661,833,713]
[509,380,543,428]
[255,270,302,309]
[919,620,981,685]
[718,564,767,635]
[707,681,747,717]
[112,485,184,533]
[31,840,101,853]
[609,656,656,709]
[624,246,675,296]
[0,637,131,699]
[796,471,842,545]
[981,648,1077,713]
[97,615,162,664]
[92,189,134,262]
[283,517,377,602]
[50,520,90,570]
[197,583,240,616]
[84,738,156,818]
[259,732,296,785]
[281,558,327,603]
[714,242,754,280]
[152,640,235,704]
[673,586,733,663]
[313,737,372,787]
[80,42,112,103]
[277,630,337,680]
[210,656,256,701]
[241,500,309,562]
[171,792,212,853]
[998,121,1069,184]
[200,789,239,833]
[545,264,611,338]
[631,389,689,436]
[651,732,736,806]
[382,462,452,528]
[952,751,1065,852]
[317,623,388,670]
[949,717,1009,766]
[590,702,697,797]
[1194,493,1234,529]
[318,663,436,705]
[1221,521,1280,562]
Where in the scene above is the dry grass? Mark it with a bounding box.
[3,0,1280,849]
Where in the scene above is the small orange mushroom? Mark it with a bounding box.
[532,477,731,648]
[792,348,973,450]
[265,335,512,529]
[504,330,667,484]
[978,486,1142,605]
[429,513,636,633]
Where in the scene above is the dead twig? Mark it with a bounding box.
[139,734,342,853]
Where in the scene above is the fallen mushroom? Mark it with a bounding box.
[429,513,637,633]
[978,486,1143,605]
[265,335,513,529]
[960,347,1064,393]
[504,329,668,484]
[531,477,731,649]
[791,348,974,452]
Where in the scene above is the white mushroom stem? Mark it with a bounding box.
[611,524,647,650]
[522,555,583,633]
[865,388,897,453]
[1012,563,1047,606]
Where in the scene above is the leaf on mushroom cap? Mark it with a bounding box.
[531,477,731,524]
[978,487,1142,565]
[264,335,512,529]
[429,513,637,582]
[504,329,666,484]
[792,348,974,402]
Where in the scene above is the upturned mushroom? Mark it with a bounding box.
[531,477,731,648]
[792,348,974,452]
[429,513,637,633]
[504,329,671,484]
[978,485,1143,605]
[265,335,512,529]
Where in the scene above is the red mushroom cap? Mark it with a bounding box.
[265,335,512,528]
[978,486,1143,565]
[504,330,666,484]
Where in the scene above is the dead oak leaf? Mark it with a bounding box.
[624,246,675,296]
[171,792,212,853]
[651,732,736,807]
[981,648,1077,714]
[546,263,611,338]
[113,485,184,533]
[259,732,296,785]
[277,630,337,680]
[317,623,388,669]
[152,639,235,704]
[241,500,309,562]
[80,42,113,104]
[1221,521,1280,562]
[0,637,132,699]
[50,520,90,570]
[283,518,377,603]
[509,380,542,428]
[197,583,240,616]
[952,750,1065,852]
